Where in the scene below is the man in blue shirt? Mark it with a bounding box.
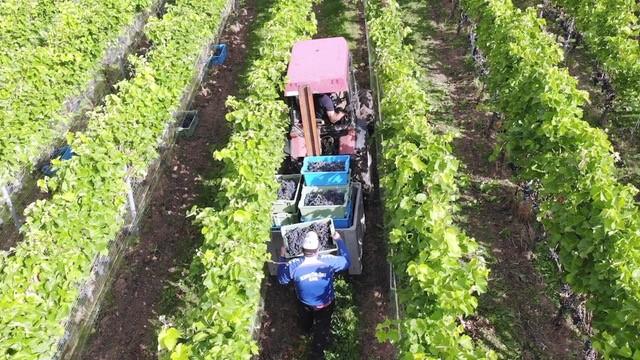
[278,230,350,359]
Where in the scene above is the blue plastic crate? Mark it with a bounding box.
[301,155,350,186]
[40,145,74,176]
[209,44,228,66]
[333,189,358,229]
[58,146,73,160]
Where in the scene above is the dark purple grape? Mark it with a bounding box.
[304,189,346,206]
[306,161,345,172]
[277,178,297,200]
[283,220,333,257]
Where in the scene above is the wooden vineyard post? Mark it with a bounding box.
[298,85,321,156]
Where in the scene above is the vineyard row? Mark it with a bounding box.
[0,0,60,52]
[157,0,318,358]
[553,0,640,117]
[0,0,154,200]
[366,0,494,358]
[0,0,232,357]
[462,0,640,357]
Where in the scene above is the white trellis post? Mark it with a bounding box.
[124,167,137,229]
[2,186,21,229]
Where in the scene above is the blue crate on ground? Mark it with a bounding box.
[40,145,74,176]
[209,44,228,66]
[301,155,350,186]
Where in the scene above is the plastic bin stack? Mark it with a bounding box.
[268,154,364,275]
[271,155,356,229]
[299,155,355,229]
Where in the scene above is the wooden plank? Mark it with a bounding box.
[298,85,321,155]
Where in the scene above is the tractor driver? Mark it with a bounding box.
[314,93,346,124]
[278,230,351,359]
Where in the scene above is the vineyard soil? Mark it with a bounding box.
[402,0,584,357]
[81,3,256,358]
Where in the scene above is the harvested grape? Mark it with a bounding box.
[284,221,333,257]
[304,189,346,206]
[306,161,345,172]
[277,178,297,200]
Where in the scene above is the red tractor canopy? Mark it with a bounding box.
[284,37,350,96]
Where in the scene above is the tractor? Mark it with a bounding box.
[268,37,373,275]
[283,37,372,188]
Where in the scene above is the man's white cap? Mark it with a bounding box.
[302,231,320,250]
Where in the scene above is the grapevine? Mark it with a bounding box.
[367,0,494,358]
[0,0,61,53]
[0,0,231,357]
[461,0,640,357]
[156,0,317,358]
[0,0,153,188]
[552,0,640,119]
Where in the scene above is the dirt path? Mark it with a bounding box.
[257,1,394,359]
[397,0,584,358]
[81,3,256,359]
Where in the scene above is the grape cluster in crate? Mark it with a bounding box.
[271,155,357,258]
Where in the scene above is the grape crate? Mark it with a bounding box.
[303,189,347,206]
[277,178,298,200]
[283,220,333,257]
[306,161,345,172]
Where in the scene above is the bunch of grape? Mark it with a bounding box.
[304,189,346,206]
[307,161,345,172]
[277,178,297,200]
[284,221,332,257]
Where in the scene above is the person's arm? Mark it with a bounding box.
[326,110,346,123]
[320,94,345,124]
[330,232,351,272]
[277,246,292,285]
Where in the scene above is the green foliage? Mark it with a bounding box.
[0,0,153,187]
[0,0,60,51]
[0,0,231,357]
[461,0,640,357]
[156,1,318,358]
[367,1,493,358]
[553,0,640,118]
[325,277,361,360]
